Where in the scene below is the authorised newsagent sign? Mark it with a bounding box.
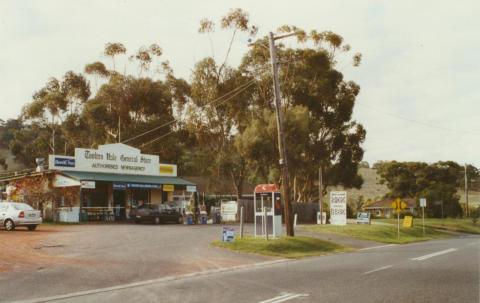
[330,191,347,225]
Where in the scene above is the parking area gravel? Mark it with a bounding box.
[0,223,271,302]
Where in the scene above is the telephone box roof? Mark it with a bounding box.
[254,184,280,193]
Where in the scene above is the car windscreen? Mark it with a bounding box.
[159,204,173,211]
[11,203,34,211]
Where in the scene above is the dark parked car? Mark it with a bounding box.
[134,204,183,224]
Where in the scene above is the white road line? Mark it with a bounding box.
[259,293,309,303]
[410,248,458,261]
[359,244,397,251]
[258,293,293,303]
[363,265,393,275]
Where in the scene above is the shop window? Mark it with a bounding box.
[84,191,108,207]
[131,189,149,207]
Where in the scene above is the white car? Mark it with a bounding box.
[0,201,42,231]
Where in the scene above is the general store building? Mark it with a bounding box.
[1,143,196,222]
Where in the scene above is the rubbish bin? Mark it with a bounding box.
[185,212,194,225]
[200,211,208,224]
[80,210,88,222]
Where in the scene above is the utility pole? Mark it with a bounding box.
[465,163,469,217]
[319,165,323,224]
[118,116,121,143]
[268,32,294,236]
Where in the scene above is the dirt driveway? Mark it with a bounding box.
[0,223,271,302]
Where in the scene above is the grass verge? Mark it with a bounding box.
[303,223,451,244]
[377,218,480,235]
[211,236,348,259]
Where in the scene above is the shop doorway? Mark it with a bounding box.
[113,190,126,220]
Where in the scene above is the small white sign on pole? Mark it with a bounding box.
[420,198,427,207]
[330,191,347,225]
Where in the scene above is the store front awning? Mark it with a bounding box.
[61,171,195,186]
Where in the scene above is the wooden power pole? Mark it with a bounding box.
[465,163,469,217]
[319,165,323,224]
[268,32,294,236]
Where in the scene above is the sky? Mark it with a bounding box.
[0,0,479,166]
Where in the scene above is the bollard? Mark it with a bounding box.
[240,206,244,239]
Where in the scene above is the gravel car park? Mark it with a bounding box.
[0,201,42,231]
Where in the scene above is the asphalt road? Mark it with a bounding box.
[13,235,479,303]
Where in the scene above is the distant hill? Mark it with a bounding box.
[325,167,480,210]
[0,148,25,173]
[459,191,480,209]
[326,167,389,204]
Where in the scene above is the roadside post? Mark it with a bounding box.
[294,213,298,229]
[391,198,407,240]
[420,198,427,237]
[263,207,268,241]
[240,206,244,239]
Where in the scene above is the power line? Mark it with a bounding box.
[357,103,480,135]
[122,79,257,145]
[136,80,256,149]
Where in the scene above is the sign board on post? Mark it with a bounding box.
[330,191,347,225]
[391,198,407,213]
[420,198,426,237]
[356,212,371,224]
[186,185,196,192]
[221,201,238,222]
[403,215,413,228]
[222,227,235,242]
[420,198,427,208]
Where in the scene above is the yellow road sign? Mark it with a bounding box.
[391,198,407,213]
[403,215,413,228]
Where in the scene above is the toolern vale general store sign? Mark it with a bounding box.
[49,143,160,176]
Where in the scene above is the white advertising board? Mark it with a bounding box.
[53,175,81,188]
[81,181,96,189]
[330,191,347,225]
[186,185,197,192]
[420,198,427,208]
[221,201,238,222]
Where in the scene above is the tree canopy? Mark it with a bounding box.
[375,161,474,217]
[3,8,367,203]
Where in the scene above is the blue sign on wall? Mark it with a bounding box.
[113,183,127,190]
[55,157,75,168]
[127,183,161,189]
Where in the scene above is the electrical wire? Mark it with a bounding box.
[357,103,480,135]
[136,80,257,149]
[122,78,257,145]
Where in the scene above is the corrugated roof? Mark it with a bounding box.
[61,171,195,186]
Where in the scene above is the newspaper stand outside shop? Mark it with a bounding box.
[254,184,282,239]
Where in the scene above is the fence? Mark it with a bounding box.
[237,199,320,224]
